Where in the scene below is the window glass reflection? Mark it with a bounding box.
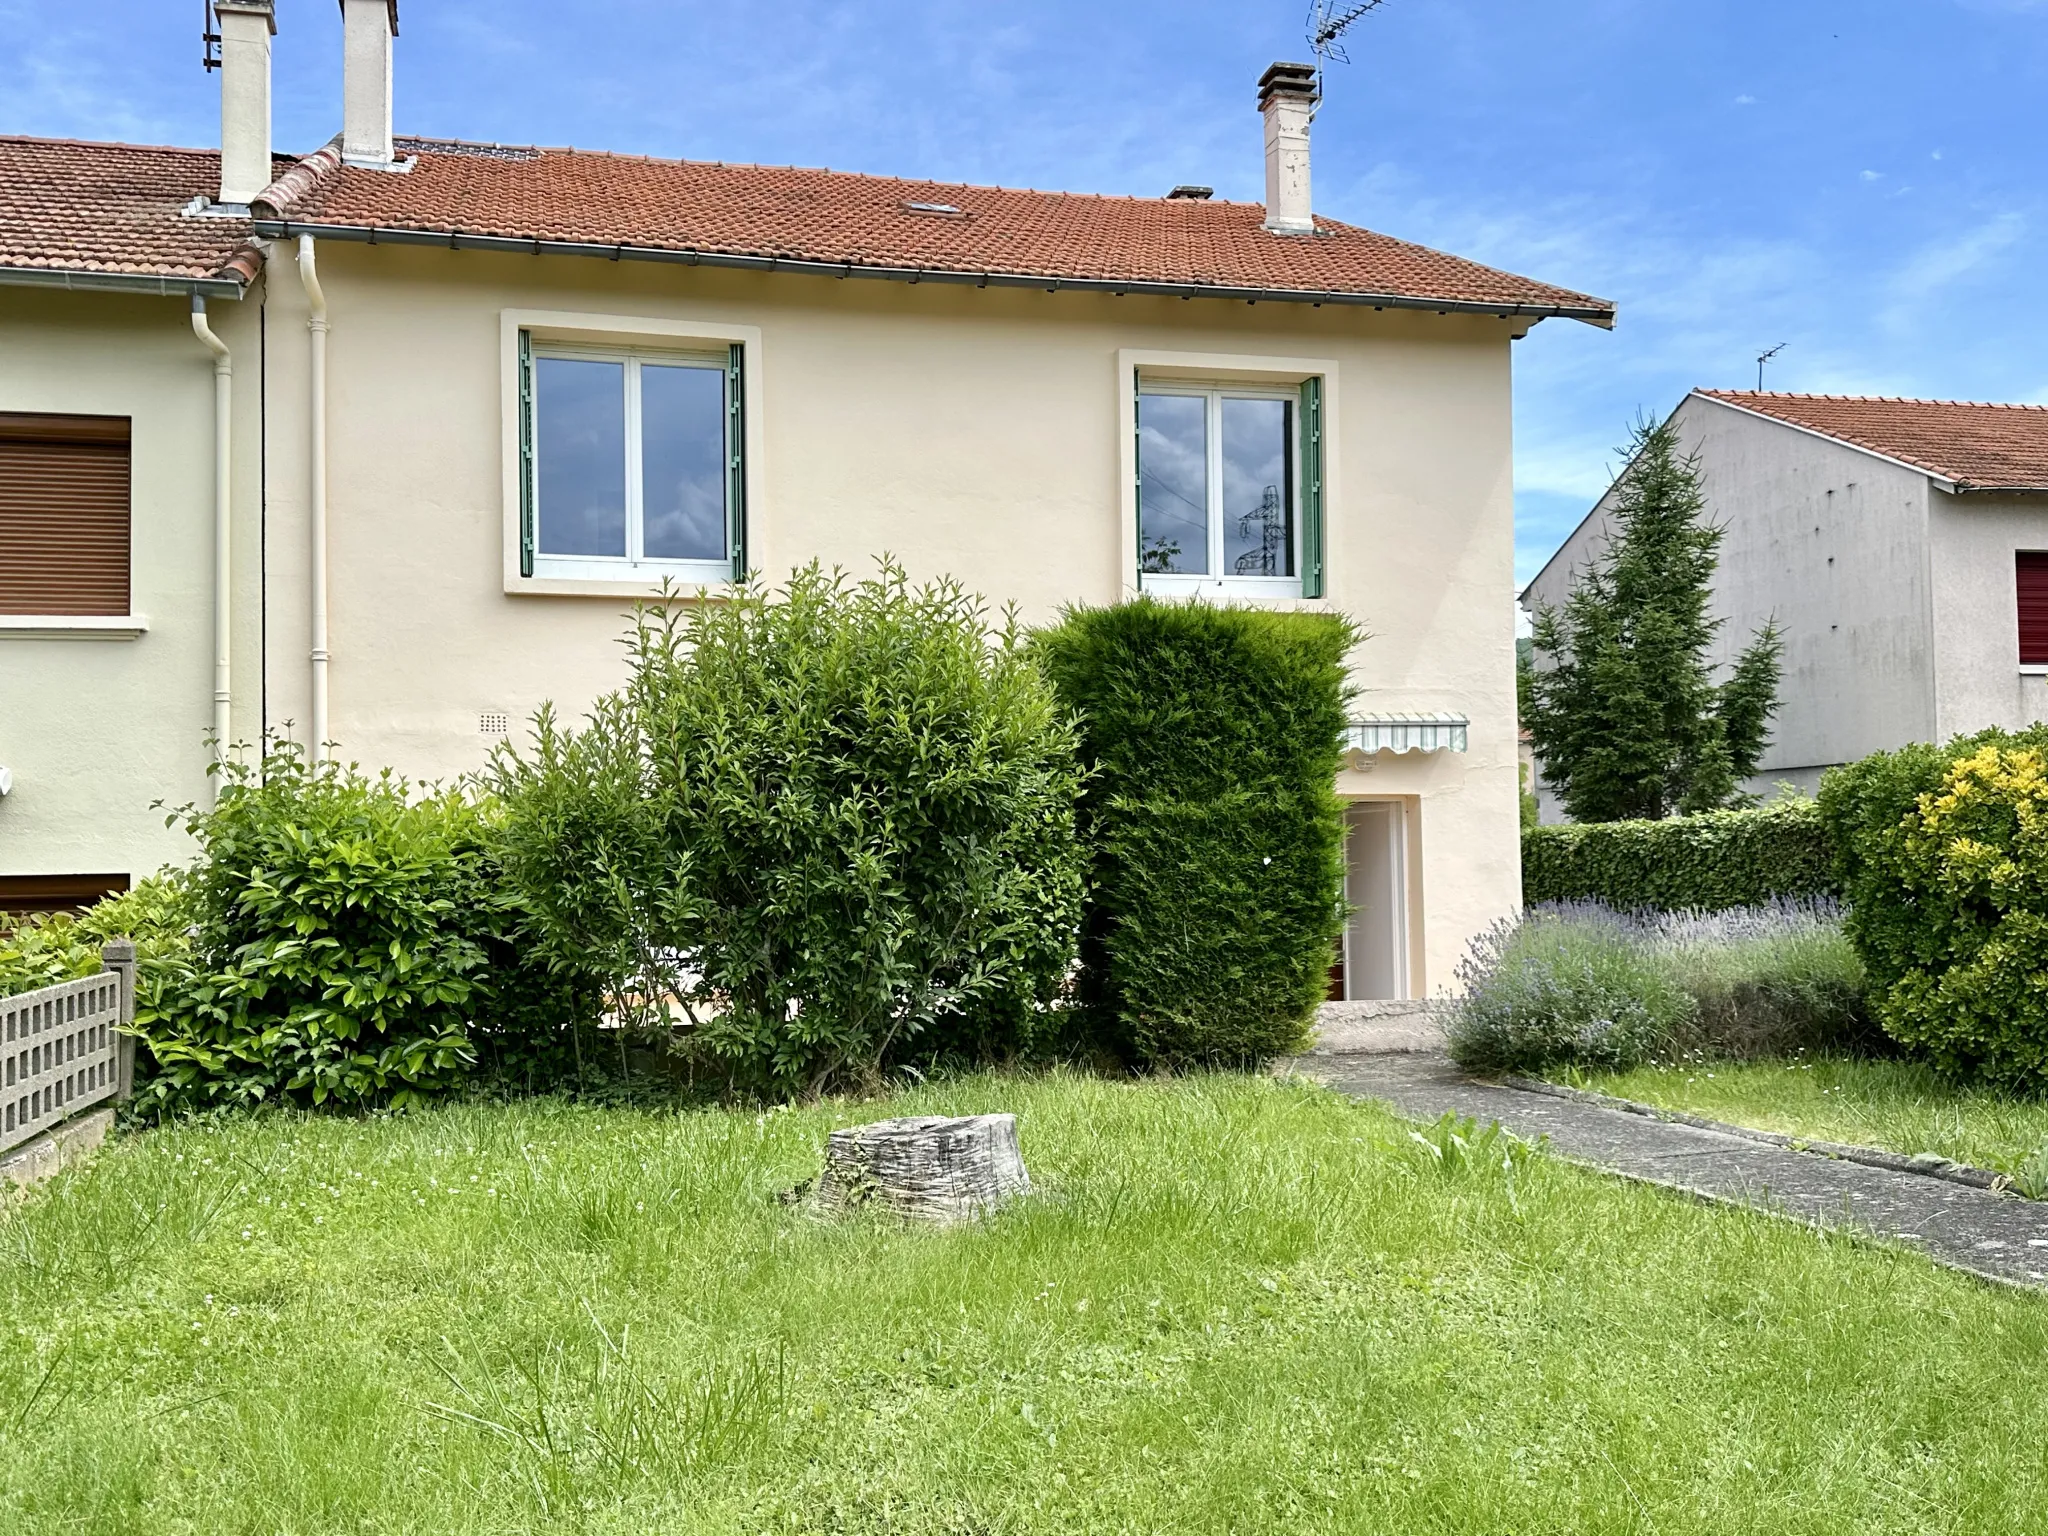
[640,364,728,561]
[1138,393,1209,574]
[537,358,626,557]
[1221,397,1293,577]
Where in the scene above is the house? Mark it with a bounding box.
[1521,389,2048,816]
[0,0,1613,994]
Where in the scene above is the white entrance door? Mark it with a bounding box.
[1344,801,1409,1001]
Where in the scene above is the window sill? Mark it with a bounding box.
[0,614,149,640]
[1139,574,1306,601]
[2021,665,2048,677]
[505,573,736,600]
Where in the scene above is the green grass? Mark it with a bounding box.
[5,1070,2048,1534]
[1580,1056,2048,1177]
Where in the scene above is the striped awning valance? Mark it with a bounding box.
[1343,713,1469,755]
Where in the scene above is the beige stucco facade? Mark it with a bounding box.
[2,240,1529,994]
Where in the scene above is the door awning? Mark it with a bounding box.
[1344,713,1469,756]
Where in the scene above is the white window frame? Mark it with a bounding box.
[528,341,733,586]
[1137,381,1302,600]
[501,311,764,600]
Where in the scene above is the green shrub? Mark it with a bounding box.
[1648,904,1875,1058]
[1032,599,1354,1067]
[133,747,597,1112]
[1521,799,1837,911]
[487,562,1088,1097]
[1818,728,2048,1088]
[0,877,192,996]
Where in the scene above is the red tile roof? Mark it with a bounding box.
[248,137,1613,322]
[1697,390,2048,492]
[0,131,1614,324]
[0,137,263,290]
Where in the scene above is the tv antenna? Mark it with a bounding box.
[1756,342,1787,392]
[1307,1,1392,105]
[201,2,222,71]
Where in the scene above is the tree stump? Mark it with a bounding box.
[812,1113,1029,1224]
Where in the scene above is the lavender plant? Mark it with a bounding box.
[1444,898,1870,1075]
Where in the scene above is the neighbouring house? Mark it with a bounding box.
[0,1,1612,997]
[1522,389,2048,818]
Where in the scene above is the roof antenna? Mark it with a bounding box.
[1306,1,1392,116]
[1756,342,1787,392]
[201,1,222,71]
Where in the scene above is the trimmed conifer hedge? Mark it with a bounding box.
[1033,600,1355,1067]
[1521,800,1837,912]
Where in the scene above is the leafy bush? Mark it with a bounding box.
[0,877,192,996]
[1521,799,1837,911]
[487,562,1088,1097]
[133,747,597,1112]
[1033,599,1354,1067]
[1445,898,1871,1075]
[1819,729,2048,1088]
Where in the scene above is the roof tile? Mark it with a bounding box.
[1698,390,2048,491]
[264,138,1613,318]
[0,136,262,283]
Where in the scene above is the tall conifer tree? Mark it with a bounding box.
[1525,417,1783,822]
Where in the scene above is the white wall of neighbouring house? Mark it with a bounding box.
[250,241,1524,992]
[1520,393,1939,815]
[0,284,268,886]
[1927,490,2048,740]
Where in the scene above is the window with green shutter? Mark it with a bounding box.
[517,332,746,587]
[1134,372,1323,599]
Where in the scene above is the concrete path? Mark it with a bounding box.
[1293,1050,2048,1290]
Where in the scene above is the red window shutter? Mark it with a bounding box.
[2020,552,2048,667]
[0,412,131,616]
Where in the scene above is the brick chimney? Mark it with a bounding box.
[214,0,275,205]
[342,0,399,166]
[1258,62,1318,236]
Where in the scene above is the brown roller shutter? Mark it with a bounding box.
[2021,552,2048,667]
[0,412,131,616]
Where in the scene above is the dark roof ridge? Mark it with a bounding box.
[0,132,223,157]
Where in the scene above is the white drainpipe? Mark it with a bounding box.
[191,296,234,788]
[296,235,331,760]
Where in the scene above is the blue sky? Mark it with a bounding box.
[7,0,2045,589]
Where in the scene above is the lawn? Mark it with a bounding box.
[5,1071,2047,1534]
[1580,1056,2048,1178]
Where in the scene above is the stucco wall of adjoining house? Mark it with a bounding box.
[1520,394,1937,820]
[0,285,269,883]
[1926,489,2048,740]
[249,241,1524,989]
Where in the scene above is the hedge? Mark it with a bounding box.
[1033,599,1355,1067]
[1817,726,2048,1087]
[1521,800,1838,911]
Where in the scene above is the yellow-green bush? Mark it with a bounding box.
[1818,729,2048,1088]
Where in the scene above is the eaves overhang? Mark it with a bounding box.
[248,216,1619,327]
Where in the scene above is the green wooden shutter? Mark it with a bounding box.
[517,330,536,578]
[1132,371,1145,588]
[1299,375,1324,599]
[727,343,748,584]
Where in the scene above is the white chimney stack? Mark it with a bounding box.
[341,0,399,166]
[214,0,276,206]
[1258,62,1319,236]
